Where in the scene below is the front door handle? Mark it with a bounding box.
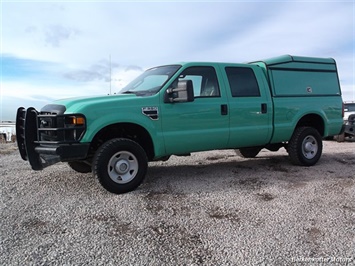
[221,104,228,115]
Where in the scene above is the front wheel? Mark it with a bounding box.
[288,127,323,166]
[93,138,148,194]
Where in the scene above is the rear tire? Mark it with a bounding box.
[93,138,148,194]
[288,127,322,166]
[236,147,261,158]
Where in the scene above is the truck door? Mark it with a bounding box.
[221,65,273,147]
[160,66,229,155]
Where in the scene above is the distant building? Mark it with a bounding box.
[0,121,16,142]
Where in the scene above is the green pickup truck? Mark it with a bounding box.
[16,55,344,194]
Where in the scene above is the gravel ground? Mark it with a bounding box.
[0,140,354,265]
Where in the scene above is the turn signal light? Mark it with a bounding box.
[74,117,85,125]
[67,116,85,125]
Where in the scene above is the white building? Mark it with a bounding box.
[0,122,16,142]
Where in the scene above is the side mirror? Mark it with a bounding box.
[164,80,194,103]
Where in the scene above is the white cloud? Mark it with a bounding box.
[1,0,354,121]
[2,2,353,65]
[0,68,143,120]
[111,67,144,92]
[1,79,108,102]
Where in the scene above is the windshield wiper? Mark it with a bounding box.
[121,90,136,94]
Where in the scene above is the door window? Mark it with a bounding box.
[225,67,260,97]
[177,67,220,97]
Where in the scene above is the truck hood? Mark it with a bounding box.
[51,94,138,113]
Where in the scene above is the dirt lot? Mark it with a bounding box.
[0,140,354,265]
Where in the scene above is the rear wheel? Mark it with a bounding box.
[236,147,261,158]
[93,138,148,194]
[288,127,322,166]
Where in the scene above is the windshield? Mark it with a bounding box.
[121,65,181,96]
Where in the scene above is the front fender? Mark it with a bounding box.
[80,106,165,157]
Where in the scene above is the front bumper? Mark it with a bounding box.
[16,107,90,170]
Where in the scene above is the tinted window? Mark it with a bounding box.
[225,67,260,97]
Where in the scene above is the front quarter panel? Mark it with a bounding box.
[64,95,164,155]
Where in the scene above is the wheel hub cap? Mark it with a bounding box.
[115,160,129,174]
[108,151,138,184]
[304,142,314,152]
[302,135,318,159]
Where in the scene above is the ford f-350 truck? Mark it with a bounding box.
[16,55,344,194]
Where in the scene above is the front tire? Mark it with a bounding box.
[288,127,323,166]
[93,138,148,194]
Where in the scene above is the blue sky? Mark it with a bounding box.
[1,0,354,121]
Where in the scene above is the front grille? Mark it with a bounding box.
[37,112,86,144]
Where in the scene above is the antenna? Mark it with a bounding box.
[109,54,112,95]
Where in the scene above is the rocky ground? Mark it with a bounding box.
[0,140,354,265]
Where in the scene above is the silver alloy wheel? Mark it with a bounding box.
[302,135,318,159]
[108,151,138,184]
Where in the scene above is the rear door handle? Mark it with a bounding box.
[221,104,228,115]
[261,103,267,114]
